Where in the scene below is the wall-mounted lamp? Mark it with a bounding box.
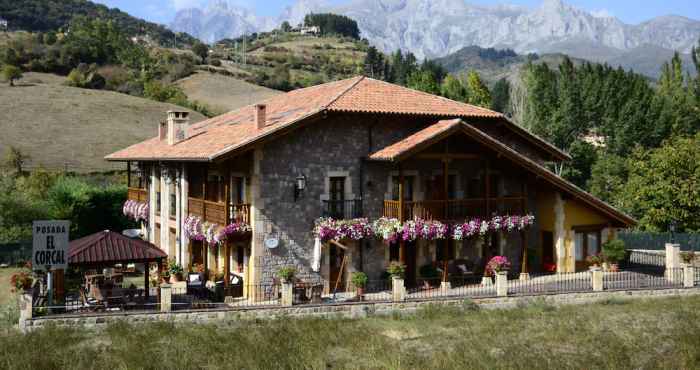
[294,174,307,201]
[669,220,677,244]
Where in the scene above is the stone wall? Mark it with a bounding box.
[251,112,547,284]
[22,287,700,332]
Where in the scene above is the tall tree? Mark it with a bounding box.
[407,70,439,95]
[440,74,468,102]
[1,64,22,86]
[491,78,511,114]
[465,71,491,108]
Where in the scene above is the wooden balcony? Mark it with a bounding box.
[188,197,251,226]
[127,187,148,203]
[383,197,526,221]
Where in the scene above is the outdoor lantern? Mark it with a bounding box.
[670,220,677,243]
[294,174,307,201]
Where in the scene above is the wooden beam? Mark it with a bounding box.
[415,153,479,160]
[127,161,131,188]
[330,240,350,250]
[485,160,491,216]
[224,242,231,288]
[144,262,150,298]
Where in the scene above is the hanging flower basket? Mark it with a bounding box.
[122,200,149,222]
[313,217,373,242]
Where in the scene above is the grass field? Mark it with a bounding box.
[1,295,699,369]
[176,71,281,115]
[0,72,206,172]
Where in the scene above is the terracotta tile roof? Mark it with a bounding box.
[368,118,463,161]
[106,77,504,162]
[370,119,636,227]
[328,78,501,117]
[69,230,167,265]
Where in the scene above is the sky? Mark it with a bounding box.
[93,0,700,26]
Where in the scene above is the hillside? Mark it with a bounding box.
[0,73,205,172]
[176,71,281,115]
[434,46,588,85]
[212,33,366,89]
[0,0,197,47]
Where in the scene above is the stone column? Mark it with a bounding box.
[665,243,681,283]
[160,169,169,253]
[553,192,567,273]
[160,284,172,312]
[180,163,189,267]
[591,268,603,291]
[281,282,294,306]
[18,291,33,332]
[248,147,264,300]
[684,265,695,288]
[148,166,157,242]
[495,271,508,297]
[391,277,405,302]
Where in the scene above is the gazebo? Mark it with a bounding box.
[68,230,167,299]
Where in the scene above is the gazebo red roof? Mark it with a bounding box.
[68,230,167,265]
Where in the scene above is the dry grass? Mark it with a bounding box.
[176,71,281,115]
[0,73,206,172]
[2,295,700,369]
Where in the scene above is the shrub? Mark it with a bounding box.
[387,261,406,279]
[167,259,184,277]
[277,266,296,283]
[350,272,368,288]
[485,256,511,276]
[10,270,33,293]
[602,239,626,264]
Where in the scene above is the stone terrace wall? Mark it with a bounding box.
[23,288,700,332]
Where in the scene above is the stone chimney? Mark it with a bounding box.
[166,111,190,145]
[158,121,167,141]
[255,104,266,130]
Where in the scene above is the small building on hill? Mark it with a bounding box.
[106,76,635,299]
[0,18,8,30]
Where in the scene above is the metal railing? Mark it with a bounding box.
[322,199,363,219]
[383,197,525,221]
[507,272,592,295]
[626,249,666,268]
[406,277,497,300]
[603,268,683,291]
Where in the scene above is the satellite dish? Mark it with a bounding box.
[264,237,279,249]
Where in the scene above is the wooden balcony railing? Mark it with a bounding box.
[383,197,526,221]
[127,187,148,203]
[188,197,251,226]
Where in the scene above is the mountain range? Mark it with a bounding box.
[169,0,700,78]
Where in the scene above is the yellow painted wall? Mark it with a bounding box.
[537,192,556,232]
[562,199,615,272]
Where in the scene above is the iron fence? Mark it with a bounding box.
[695,267,700,285]
[508,272,593,295]
[343,279,392,302]
[625,250,666,268]
[322,199,363,219]
[405,277,497,300]
[619,232,700,251]
[603,267,683,291]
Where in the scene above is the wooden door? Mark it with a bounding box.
[541,231,555,272]
[329,244,346,292]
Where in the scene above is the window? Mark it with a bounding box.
[389,242,400,261]
[574,230,601,262]
[231,177,245,204]
[328,177,346,219]
[447,174,457,199]
[392,176,414,201]
[169,193,177,218]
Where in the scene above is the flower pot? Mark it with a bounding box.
[169,274,180,283]
[609,263,619,272]
[356,287,365,300]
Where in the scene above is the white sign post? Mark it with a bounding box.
[32,220,70,309]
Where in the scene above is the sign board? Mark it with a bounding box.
[32,220,70,271]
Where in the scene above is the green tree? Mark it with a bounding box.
[407,70,439,95]
[3,146,28,174]
[491,78,511,114]
[1,64,22,86]
[280,21,292,33]
[440,74,467,102]
[465,71,491,108]
[191,42,209,62]
[363,46,385,79]
[619,134,700,232]
[588,152,628,205]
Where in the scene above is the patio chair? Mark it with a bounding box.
[187,272,205,298]
[79,288,100,312]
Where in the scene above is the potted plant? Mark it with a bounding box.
[681,251,695,266]
[485,256,511,277]
[586,253,603,270]
[387,261,406,280]
[10,270,33,293]
[602,239,626,272]
[167,259,184,283]
[351,271,368,299]
[277,266,296,284]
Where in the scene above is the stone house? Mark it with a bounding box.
[106,76,635,295]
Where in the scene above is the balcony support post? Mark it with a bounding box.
[520,182,528,276]
[442,158,449,282]
[127,161,131,188]
[398,165,405,263]
[485,160,491,217]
